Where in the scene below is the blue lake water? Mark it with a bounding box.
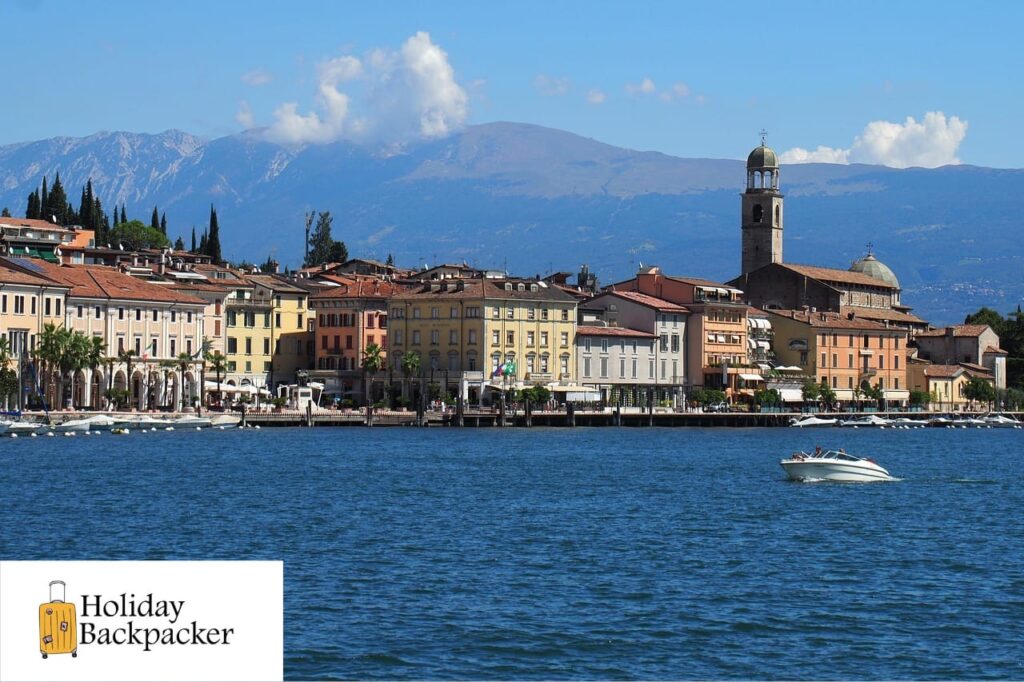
[2,426,1023,679]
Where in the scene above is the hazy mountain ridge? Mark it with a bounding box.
[0,123,1021,325]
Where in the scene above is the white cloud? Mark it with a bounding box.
[586,88,606,105]
[659,82,690,101]
[241,69,273,86]
[534,74,570,96]
[779,145,850,164]
[235,100,255,128]
[625,77,656,95]
[263,31,468,145]
[780,112,968,168]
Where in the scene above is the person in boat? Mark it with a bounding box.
[814,445,823,456]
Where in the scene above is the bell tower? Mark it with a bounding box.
[741,132,784,276]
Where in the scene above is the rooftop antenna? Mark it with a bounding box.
[866,241,874,256]
[759,128,768,146]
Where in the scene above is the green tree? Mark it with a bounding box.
[819,383,837,409]
[174,236,185,251]
[964,307,1004,333]
[151,206,160,231]
[45,172,69,224]
[205,351,227,406]
[119,205,127,225]
[176,352,194,410]
[909,390,931,406]
[118,348,137,410]
[0,337,18,410]
[207,205,222,262]
[385,253,394,267]
[109,220,170,250]
[801,378,821,403]
[190,227,197,253]
[754,387,781,407]
[362,343,384,406]
[963,376,996,409]
[305,211,347,267]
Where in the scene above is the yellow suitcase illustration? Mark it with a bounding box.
[39,580,77,659]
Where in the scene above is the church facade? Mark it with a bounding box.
[727,141,928,332]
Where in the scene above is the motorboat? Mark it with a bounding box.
[54,417,95,432]
[174,416,212,428]
[210,415,241,429]
[982,414,1022,429]
[781,448,893,482]
[789,415,838,428]
[838,415,891,428]
[889,417,926,429]
[952,416,987,429]
[0,420,10,435]
[927,416,955,428]
[126,416,175,429]
[5,420,49,436]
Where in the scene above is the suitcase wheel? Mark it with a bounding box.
[72,652,77,658]
[42,654,47,660]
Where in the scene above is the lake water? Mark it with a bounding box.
[2,426,1023,679]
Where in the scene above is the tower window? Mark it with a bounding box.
[752,204,763,223]
[775,205,781,225]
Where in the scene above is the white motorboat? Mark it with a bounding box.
[781,449,893,482]
[54,417,95,432]
[927,416,954,427]
[789,415,838,428]
[174,416,212,428]
[838,414,891,428]
[6,420,49,436]
[890,417,926,429]
[210,415,241,429]
[982,414,1022,429]
[952,416,987,428]
[127,416,175,429]
[0,420,10,435]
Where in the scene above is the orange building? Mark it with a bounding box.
[309,279,403,402]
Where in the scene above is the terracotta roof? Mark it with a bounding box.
[0,260,64,287]
[0,217,68,230]
[665,275,740,289]
[923,364,964,378]
[960,362,994,376]
[311,280,408,300]
[15,260,205,305]
[768,308,900,331]
[984,346,1008,355]
[396,279,577,303]
[840,306,927,325]
[577,326,657,338]
[916,324,991,338]
[171,281,231,293]
[782,263,897,290]
[604,290,690,313]
[244,274,308,294]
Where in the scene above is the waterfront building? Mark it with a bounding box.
[388,278,577,405]
[609,267,751,398]
[4,258,206,409]
[577,290,688,406]
[246,275,314,391]
[913,324,1007,390]
[0,258,70,408]
[906,360,996,411]
[766,308,910,407]
[727,141,927,331]
[308,278,401,404]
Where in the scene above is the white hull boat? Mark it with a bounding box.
[983,415,1022,429]
[790,415,838,428]
[54,418,94,432]
[781,449,893,482]
[210,415,241,429]
[839,415,891,428]
[0,420,10,435]
[127,416,175,429]
[6,421,48,435]
[174,416,212,428]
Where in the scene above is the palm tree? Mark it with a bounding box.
[84,336,106,409]
[400,350,420,403]
[159,359,177,409]
[362,343,384,406]
[118,348,136,410]
[205,351,227,407]
[33,323,64,408]
[176,352,194,411]
[0,336,17,411]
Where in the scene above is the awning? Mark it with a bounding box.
[739,373,763,381]
[775,365,803,372]
[779,388,804,402]
[757,340,771,349]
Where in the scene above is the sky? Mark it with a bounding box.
[2,0,1021,168]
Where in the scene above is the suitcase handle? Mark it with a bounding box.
[49,580,66,603]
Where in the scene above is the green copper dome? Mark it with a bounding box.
[850,253,900,289]
[747,145,778,169]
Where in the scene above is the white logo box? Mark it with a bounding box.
[0,561,282,682]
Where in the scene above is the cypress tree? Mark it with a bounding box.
[174,236,185,251]
[199,229,208,255]
[1,207,10,217]
[120,205,127,225]
[26,191,38,219]
[40,177,48,218]
[190,227,196,252]
[151,206,160,231]
[160,212,167,235]
[207,205,222,263]
[47,172,68,224]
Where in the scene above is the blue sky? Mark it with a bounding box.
[2,0,1020,167]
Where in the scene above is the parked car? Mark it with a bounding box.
[707,402,730,413]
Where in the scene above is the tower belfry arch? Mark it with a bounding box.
[741,135,784,276]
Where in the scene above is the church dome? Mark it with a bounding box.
[747,145,778,169]
[850,252,900,289]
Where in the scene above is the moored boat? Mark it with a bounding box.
[781,448,893,482]
[838,414,891,428]
[982,414,1022,429]
[789,415,838,428]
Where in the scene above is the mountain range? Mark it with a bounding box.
[1,122,1021,325]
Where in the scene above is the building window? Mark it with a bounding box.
[848,353,854,368]
[620,357,626,377]
[671,334,679,352]
[894,337,900,350]
[170,310,176,323]
[450,307,458,319]
[491,307,499,319]
[562,309,569,321]
[449,330,458,344]
[245,338,252,355]
[431,330,440,345]
[541,307,548,321]
[560,331,568,347]
[799,351,808,366]
[584,338,591,352]
[506,307,514,319]
[135,308,141,321]
[601,339,609,353]
[95,306,101,319]
[832,353,838,368]
[894,378,900,389]
[540,332,548,346]
[430,307,439,319]
[879,355,885,369]
[528,307,535,321]
[894,355,899,369]
[468,330,477,345]
[560,355,568,377]
[821,352,827,367]
[584,357,591,377]
[44,298,51,316]
[506,331,514,345]
[346,335,353,350]
[752,204,763,223]
[660,334,668,352]
[832,376,837,388]
[527,331,535,346]
[245,361,252,373]
[152,309,158,322]
[275,313,281,327]
[600,357,608,378]
[395,330,404,345]
[492,330,500,345]
[660,359,666,379]
[412,331,421,345]
[263,338,270,355]
[632,358,638,378]
[413,308,421,319]
[540,355,549,373]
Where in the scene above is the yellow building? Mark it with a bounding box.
[389,278,577,404]
[246,275,314,389]
[0,259,70,409]
[907,359,995,411]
